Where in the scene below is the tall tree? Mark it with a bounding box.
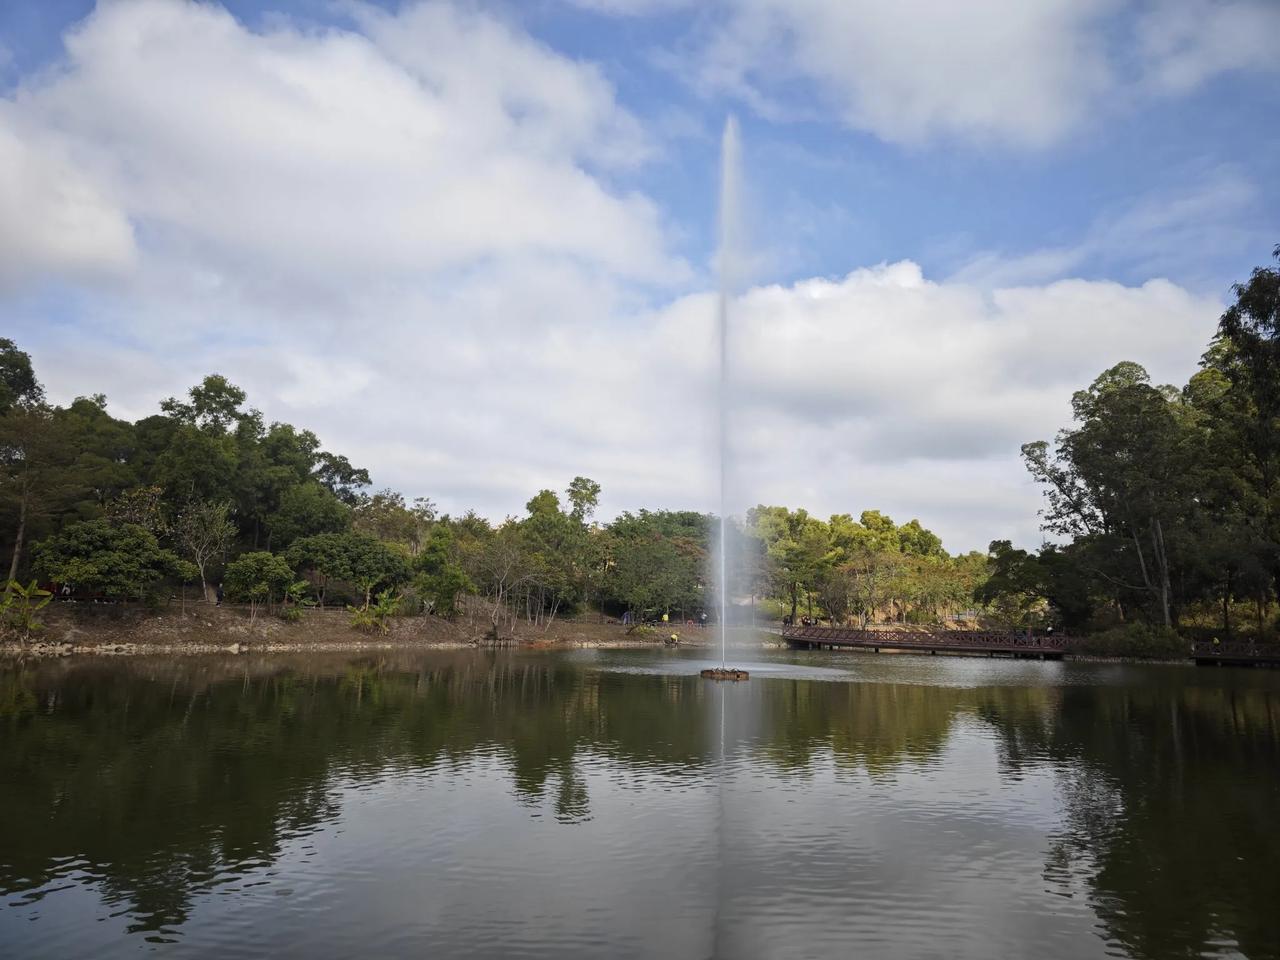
[1023,363,1198,627]
[0,339,43,414]
[173,500,236,602]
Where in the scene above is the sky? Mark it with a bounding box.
[1,0,1277,552]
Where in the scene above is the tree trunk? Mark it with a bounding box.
[1223,568,1233,641]
[7,489,27,583]
[1152,518,1172,628]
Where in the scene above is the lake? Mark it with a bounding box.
[1,649,1277,959]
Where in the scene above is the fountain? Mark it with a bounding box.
[701,117,749,684]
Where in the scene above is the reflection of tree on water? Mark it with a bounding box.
[1,656,1277,957]
[755,680,985,775]
[0,655,714,935]
[753,675,1280,959]
[984,682,1280,960]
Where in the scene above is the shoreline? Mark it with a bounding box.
[0,614,1194,667]
[0,605,727,659]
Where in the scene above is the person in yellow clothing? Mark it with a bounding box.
[661,612,669,625]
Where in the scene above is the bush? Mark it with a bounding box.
[1076,623,1188,660]
[224,552,295,623]
[348,589,401,634]
[1,580,52,639]
[278,580,313,622]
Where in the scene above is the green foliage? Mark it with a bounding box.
[976,541,1046,628]
[287,531,411,608]
[106,486,169,537]
[33,520,181,601]
[1,579,53,638]
[279,581,313,623]
[412,526,472,617]
[347,589,401,634]
[352,489,434,554]
[267,481,349,548]
[0,338,43,414]
[172,499,235,598]
[741,505,975,625]
[223,551,294,621]
[1075,624,1189,660]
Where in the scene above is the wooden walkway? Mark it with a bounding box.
[782,627,1280,667]
[781,626,1072,660]
[1190,641,1280,667]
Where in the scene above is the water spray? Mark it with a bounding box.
[702,117,749,683]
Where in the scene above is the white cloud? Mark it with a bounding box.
[714,264,1220,548]
[12,0,682,292]
[0,105,136,288]
[692,0,1117,147]
[582,0,1280,147]
[1135,0,1280,95]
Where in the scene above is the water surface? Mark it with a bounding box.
[2,649,1277,958]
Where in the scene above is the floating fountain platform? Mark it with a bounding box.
[701,668,750,681]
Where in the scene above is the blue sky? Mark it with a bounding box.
[2,0,1277,550]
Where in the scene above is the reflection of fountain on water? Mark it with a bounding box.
[706,116,748,683]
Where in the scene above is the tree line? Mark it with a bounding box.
[980,246,1280,644]
[4,247,1273,642]
[0,342,984,632]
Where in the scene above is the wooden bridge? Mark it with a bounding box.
[782,627,1280,667]
[781,626,1073,660]
[1190,641,1280,667]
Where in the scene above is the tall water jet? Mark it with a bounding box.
[701,116,749,683]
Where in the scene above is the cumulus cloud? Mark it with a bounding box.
[714,263,1220,548]
[14,0,682,293]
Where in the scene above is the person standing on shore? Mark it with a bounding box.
[216,583,224,606]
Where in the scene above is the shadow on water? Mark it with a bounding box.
[0,651,1277,958]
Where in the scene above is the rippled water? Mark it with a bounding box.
[1,649,1278,958]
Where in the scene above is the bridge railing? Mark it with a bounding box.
[780,626,1075,650]
[1190,641,1279,659]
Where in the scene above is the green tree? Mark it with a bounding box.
[313,452,372,506]
[267,481,349,548]
[106,486,169,537]
[34,520,181,601]
[285,532,354,608]
[345,534,412,608]
[0,339,43,414]
[566,476,601,522]
[976,540,1046,628]
[173,500,236,602]
[223,551,295,622]
[1210,245,1280,601]
[413,526,472,617]
[2,404,89,580]
[1023,362,1199,627]
[352,489,434,554]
